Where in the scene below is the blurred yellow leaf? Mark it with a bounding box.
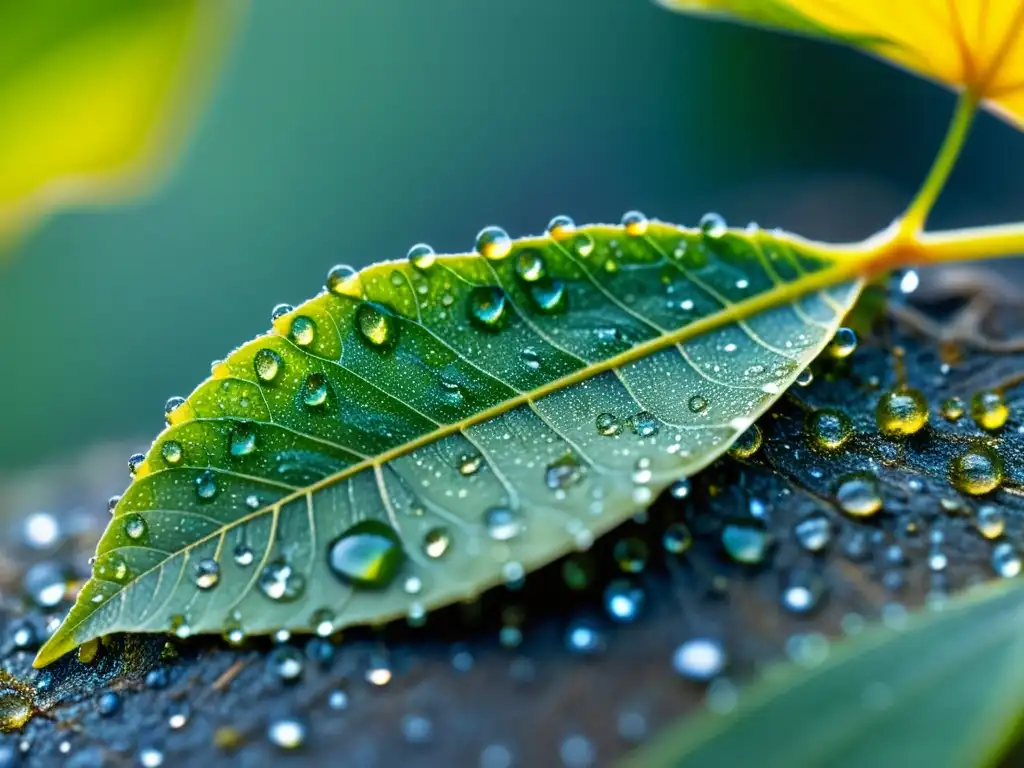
[657,0,1024,130]
[0,0,242,246]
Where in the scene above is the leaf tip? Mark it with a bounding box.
[32,630,76,669]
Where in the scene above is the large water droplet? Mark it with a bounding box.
[483,506,523,541]
[271,303,294,322]
[595,412,622,436]
[828,327,857,359]
[230,422,257,456]
[258,560,306,602]
[164,396,186,424]
[290,316,316,347]
[662,522,693,554]
[356,302,399,349]
[687,394,709,415]
[573,232,595,258]
[727,424,762,459]
[971,390,1009,431]
[301,373,329,407]
[876,388,928,437]
[613,538,648,573]
[161,441,183,465]
[0,680,33,733]
[128,453,145,477]
[468,286,508,330]
[621,210,648,237]
[422,527,451,559]
[326,264,361,297]
[529,279,567,313]
[807,409,854,451]
[195,471,218,500]
[407,243,436,271]
[515,249,546,282]
[254,349,283,382]
[458,453,483,476]
[699,212,726,239]
[268,718,307,750]
[628,411,659,438]
[475,226,512,260]
[195,559,221,590]
[949,444,1004,496]
[123,514,147,541]
[547,215,575,241]
[328,521,404,588]
[546,454,584,490]
[234,544,255,567]
[940,396,965,422]
[835,474,882,518]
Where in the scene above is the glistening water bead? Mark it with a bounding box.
[468,286,508,330]
[808,409,854,451]
[876,387,928,437]
[407,243,436,271]
[254,349,283,382]
[289,316,316,347]
[835,474,882,518]
[356,302,399,349]
[621,210,649,237]
[547,215,575,240]
[328,521,404,588]
[727,424,762,459]
[948,444,1004,496]
[475,226,512,260]
[828,327,857,358]
[326,264,361,297]
[971,390,1009,431]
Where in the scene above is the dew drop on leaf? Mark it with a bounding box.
[483,506,523,541]
[621,210,649,237]
[876,387,929,437]
[529,279,567,314]
[975,505,1006,540]
[545,454,585,490]
[467,286,508,330]
[573,232,595,257]
[628,411,659,438]
[595,412,622,436]
[728,424,762,459]
[128,453,145,477]
[546,214,575,241]
[164,396,186,423]
[835,474,882,518]
[161,441,183,465]
[458,453,483,476]
[970,390,1009,431]
[301,373,329,408]
[475,226,512,260]
[807,409,854,451]
[422,528,451,559]
[604,579,644,623]
[407,243,436,271]
[687,394,709,414]
[828,327,857,358]
[123,515,147,541]
[289,316,316,347]
[230,421,257,457]
[0,683,33,733]
[670,478,691,499]
[271,303,294,322]
[795,369,814,387]
[672,638,725,681]
[794,512,832,553]
[948,444,1004,496]
[195,471,218,500]
[254,349,283,382]
[326,264,361,298]
[258,560,306,602]
[233,544,255,567]
[941,396,965,422]
[194,559,221,591]
[327,521,404,589]
[356,302,399,349]
[515,249,546,282]
[699,212,727,239]
[520,347,541,371]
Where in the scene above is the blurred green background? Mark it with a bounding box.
[2,0,1023,471]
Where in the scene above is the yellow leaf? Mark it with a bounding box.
[656,0,1024,130]
[0,0,243,247]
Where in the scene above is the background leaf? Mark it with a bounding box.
[655,0,1024,130]
[0,0,241,247]
[36,220,862,666]
[623,578,1024,768]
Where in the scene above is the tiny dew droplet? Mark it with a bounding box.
[301,373,329,407]
[687,394,709,414]
[596,412,622,436]
[230,421,257,457]
[326,264,361,297]
[328,521,404,588]
[475,226,512,260]
[234,544,255,566]
[520,347,541,371]
[422,527,451,559]
[794,513,832,553]
[128,453,145,476]
[407,243,436,270]
[468,286,508,330]
[254,349,283,382]
[699,212,727,239]
[271,303,294,322]
[123,515,147,541]
[621,210,648,236]
[828,327,857,358]
[975,505,1005,540]
[484,506,523,541]
[573,232,595,257]
[795,369,814,387]
[547,215,575,241]
[876,387,928,437]
[971,390,1009,431]
[808,409,854,451]
[728,424,762,459]
[195,470,218,500]
[290,316,316,347]
[948,444,1004,496]
[458,453,483,476]
[515,249,546,282]
[161,441,183,465]
[258,560,306,602]
[628,411,659,438]
[835,474,882,518]
[992,542,1022,578]
[356,302,399,348]
[940,396,965,422]
[195,559,221,590]
[164,396,186,423]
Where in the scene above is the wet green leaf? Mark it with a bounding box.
[623,578,1024,768]
[37,218,864,666]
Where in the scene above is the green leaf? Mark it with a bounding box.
[622,577,1024,768]
[0,0,240,246]
[36,217,864,667]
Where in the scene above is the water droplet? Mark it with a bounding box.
[230,421,257,456]
[123,515,147,540]
[128,453,145,476]
[326,264,361,297]
[0,682,33,733]
[670,479,691,499]
[328,521,404,588]
[604,579,644,622]
[268,717,306,750]
[515,249,546,282]
[139,748,165,767]
[254,349,283,382]
[520,347,541,371]
[687,394,709,414]
[628,411,659,438]
[289,316,316,347]
[271,303,294,322]
[233,544,254,567]
[195,471,218,500]
[795,368,814,387]
[458,453,483,476]
[673,638,725,681]
[621,210,648,236]
[727,424,762,459]
[808,409,854,451]
[246,494,261,509]
[194,559,220,590]
[547,215,575,241]
[876,387,928,437]
[301,373,329,407]
[407,243,436,270]
[794,513,832,552]
[170,615,191,639]
[898,269,919,294]
[270,645,305,683]
[835,474,882,518]
[484,506,523,541]
[164,396,186,424]
[529,279,567,313]
[662,522,693,554]
[475,226,512,260]
[546,454,584,490]
[565,619,604,655]
[23,562,67,608]
[699,212,726,239]
[258,560,306,602]
[721,521,772,564]
[595,412,622,436]
[948,444,1004,496]
[975,505,1006,540]
[971,390,1009,431]
[828,327,857,358]
[613,538,648,573]
[573,232,595,258]
[781,570,825,614]
[423,527,451,559]
[161,441,183,465]
[992,542,1021,578]
[468,286,508,330]
[356,302,399,349]
[941,396,965,422]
